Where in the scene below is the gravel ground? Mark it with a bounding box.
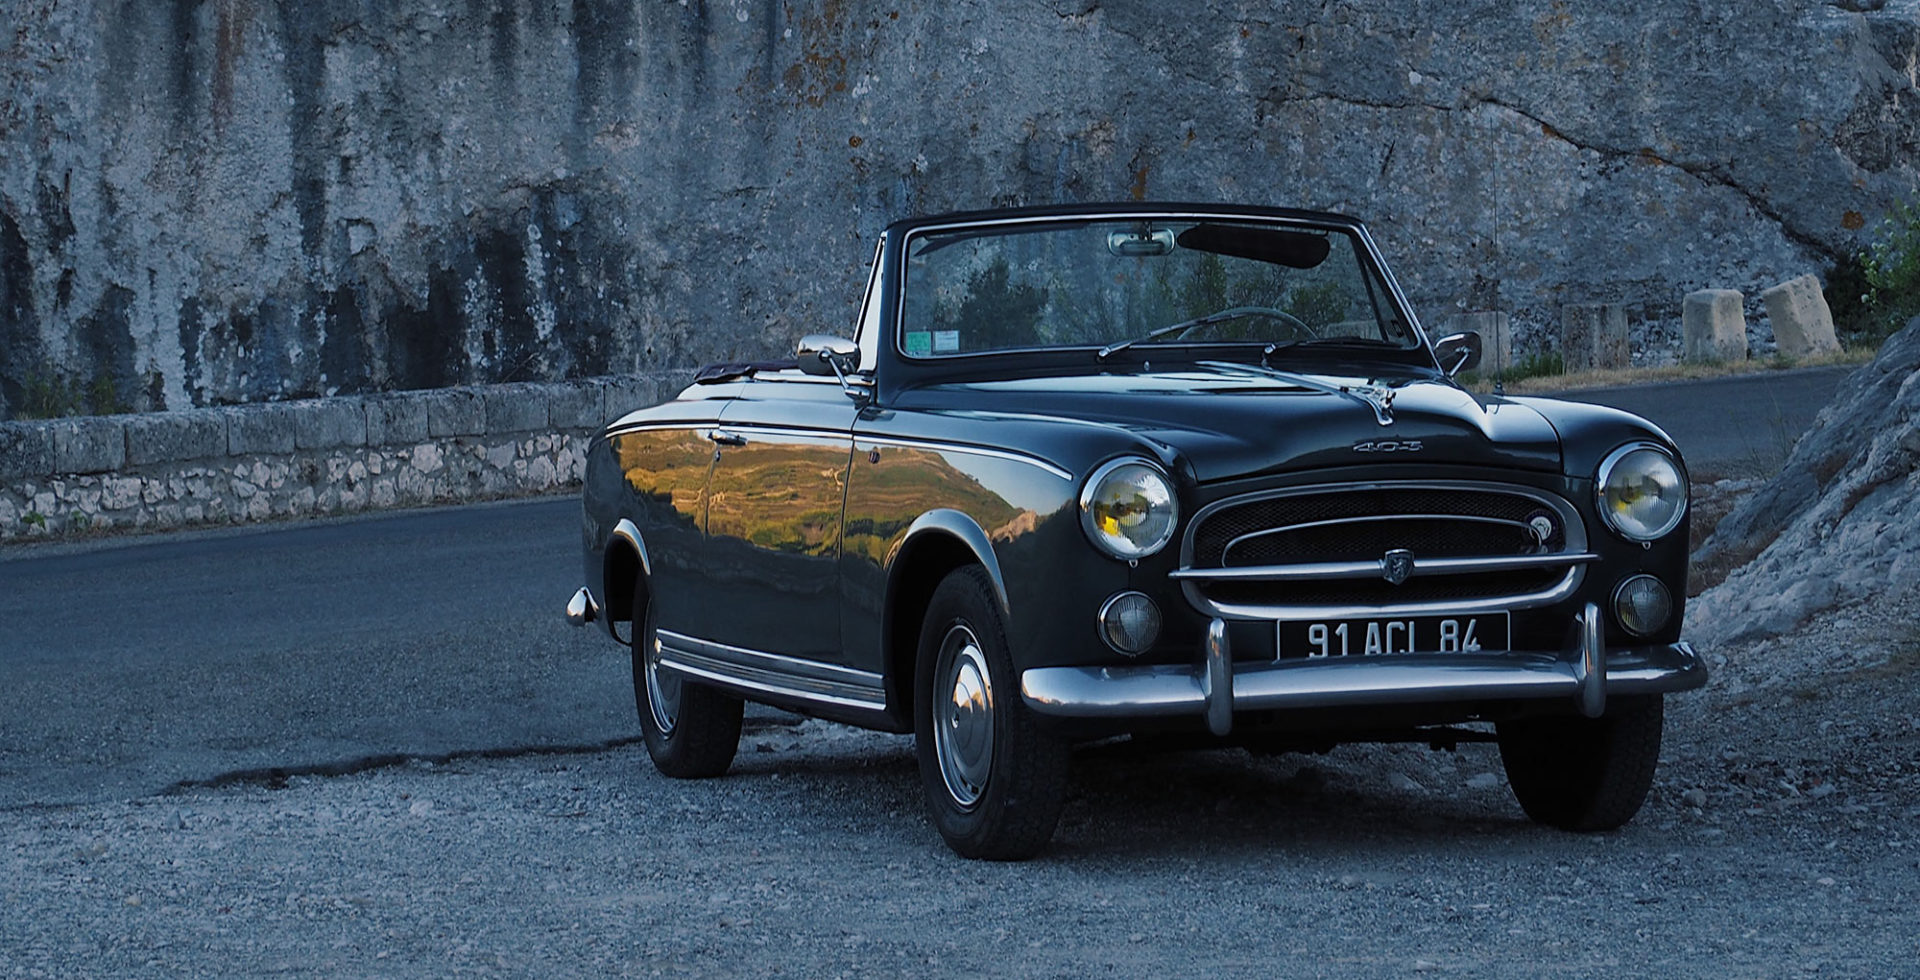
[6,591,1918,980]
[7,495,1920,977]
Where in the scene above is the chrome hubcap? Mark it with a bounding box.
[934,625,994,810]
[644,618,681,736]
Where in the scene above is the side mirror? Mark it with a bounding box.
[796,334,860,377]
[1433,331,1483,378]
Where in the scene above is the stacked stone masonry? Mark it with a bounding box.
[0,374,684,542]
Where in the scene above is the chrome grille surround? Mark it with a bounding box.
[1175,480,1592,620]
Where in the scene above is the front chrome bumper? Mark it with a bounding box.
[1020,603,1707,736]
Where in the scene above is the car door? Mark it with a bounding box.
[702,374,859,662]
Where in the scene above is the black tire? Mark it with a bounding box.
[913,566,1070,861]
[1497,694,1664,831]
[632,584,742,779]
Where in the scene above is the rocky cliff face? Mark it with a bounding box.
[1689,315,1920,646]
[2,1,1916,417]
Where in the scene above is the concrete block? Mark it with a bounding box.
[125,410,227,465]
[1560,303,1629,371]
[1682,289,1748,362]
[483,383,550,433]
[425,388,485,438]
[548,382,605,431]
[366,394,429,446]
[294,398,367,450]
[0,421,56,481]
[1441,311,1512,374]
[602,375,660,423]
[49,417,127,474]
[225,404,297,455]
[1762,274,1840,357]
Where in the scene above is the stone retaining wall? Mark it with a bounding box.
[0,374,687,543]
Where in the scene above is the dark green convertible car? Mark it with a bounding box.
[566,203,1705,859]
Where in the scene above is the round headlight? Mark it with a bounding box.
[1596,444,1686,541]
[1613,574,1673,636]
[1080,458,1178,560]
[1099,591,1162,655]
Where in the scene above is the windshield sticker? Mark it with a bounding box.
[933,330,960,354]
[905,331,933,357]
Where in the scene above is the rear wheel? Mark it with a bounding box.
[914,566,1070,860]
[632,584,742,778]
[1497,695,1664,831]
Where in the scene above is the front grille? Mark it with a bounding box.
[1179,482,1586,615]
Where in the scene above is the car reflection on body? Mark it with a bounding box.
[565,203,1705,860]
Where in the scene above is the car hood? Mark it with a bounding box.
[900,367,1562,483]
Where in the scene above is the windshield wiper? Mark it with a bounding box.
[1097,307,1292,360]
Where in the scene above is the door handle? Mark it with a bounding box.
[708,429,747,447]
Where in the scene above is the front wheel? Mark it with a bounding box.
[914,566,1070,860]
[1496,695,1664,831]
[632,585,742,779]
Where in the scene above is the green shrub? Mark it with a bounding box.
[1856,197,1920,343]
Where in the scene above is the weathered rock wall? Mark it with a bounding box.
[3,1,1916,418]
[0,371,676,541]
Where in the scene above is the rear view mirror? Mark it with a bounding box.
[797,334,860,376]
[1433,331,1483,377]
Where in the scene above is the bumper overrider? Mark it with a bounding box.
[1019,603,1706,736]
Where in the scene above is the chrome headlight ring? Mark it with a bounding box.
[1595,442,1687,542]
[1079,458,1178,560]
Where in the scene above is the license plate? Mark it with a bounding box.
[1278,613,1510,659]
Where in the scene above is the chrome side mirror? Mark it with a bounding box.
[1433,331,1483,378]
[797,334,860,377]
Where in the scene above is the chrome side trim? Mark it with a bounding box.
[857,435,1074,481]
[656,629,887,712]
[1020,643,1705,720]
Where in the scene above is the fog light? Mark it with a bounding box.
[1612,575,1672,636]
[1099,591,1162,655]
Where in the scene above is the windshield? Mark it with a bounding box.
[900,218,1420,358]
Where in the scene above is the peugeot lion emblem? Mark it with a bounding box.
[1382,548,1415,585]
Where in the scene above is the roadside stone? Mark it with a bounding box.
[225,404,297,455]
[1761,275,1840,357]
[1683,289,1748,363]
[125,411,226,465]
[1561,304,1630,371]
[366,394,429,446]
[293,399,367,451]
[1683,788,1708,808]
[482,384,548,433]
[425,388,485,438]
[0,421,56,481]
[48,416,126,474]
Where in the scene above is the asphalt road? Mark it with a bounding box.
[0,497,629,809]
[0,367,1853,810]
[1552,364,1851,479]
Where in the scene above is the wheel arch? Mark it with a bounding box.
[602,518,653,644]
[882,509,1011,730]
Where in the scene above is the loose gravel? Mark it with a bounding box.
[7,587,1919,979]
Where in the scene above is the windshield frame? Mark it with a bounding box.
[887,206,1433,368]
